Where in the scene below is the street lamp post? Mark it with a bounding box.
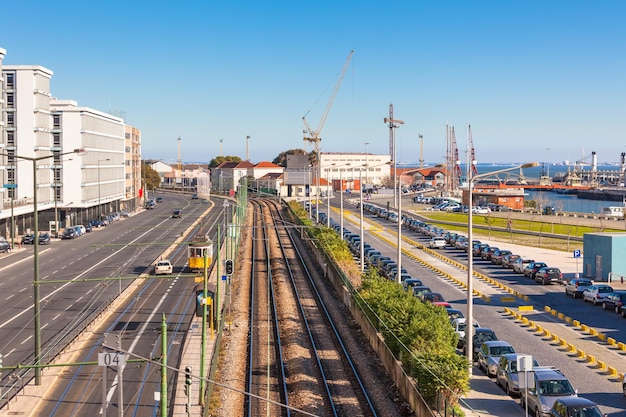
[0,148,86,385]
[466,162,538,373]
[98,158,111,217]
[359,168,365,272]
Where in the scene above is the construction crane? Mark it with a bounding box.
[302,50,354,149]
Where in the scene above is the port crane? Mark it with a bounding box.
[302,50,354,156]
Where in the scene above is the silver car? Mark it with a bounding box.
[582,284,614,305]
[521,368,577,417]
[496,353,540,396]
[477,340,515,377]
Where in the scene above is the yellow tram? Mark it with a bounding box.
[187,234,213,272]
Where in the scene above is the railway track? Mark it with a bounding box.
[243,198,379,417]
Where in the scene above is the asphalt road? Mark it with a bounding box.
[0,193,224,416]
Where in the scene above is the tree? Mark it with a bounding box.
[272,149,314,167]
[141,162,161,191]
[209,155,241,168]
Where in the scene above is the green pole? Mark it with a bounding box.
[216,224,221,325]
[33,159,42,385]
[160,313,167,417]
[199,246,208,405]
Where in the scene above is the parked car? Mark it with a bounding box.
[521,367,578,417]
[89,219,105,228]
[154,259,173,275]
[38,232,51,245]
[402,278,424,291]
[420,292,451,308]
[460,328,498,361]
[564,278,593,298]
[513,257,535,274]
[429,237,447,249]
[534,267,563,285]
[583,284,614,305]
[412,286,432,298]
[549,397,605,417]
[477,340,516,377]
[22,233,35,244]
[524,262,548,279]
[62,229,77,239]
[496,353,540,397]
[481,246,500,261]
[0,237,11,253]
[491,250,513,265]
[446,308,464,323]
[502,254,521,269]
[601,291,626,314]
[451,318,479,348]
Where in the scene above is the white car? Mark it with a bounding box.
[429,237,447,249]
[451,318,480,348]
[154,259,173,275]
[582,284,614,305]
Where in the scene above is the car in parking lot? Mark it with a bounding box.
[429,237,447,249]
[534,267,563,285]
[460,327,498,361]
[38,232,51,245]
[564,278,593,298]
[477,340,516,377]
[583,284,614,305]
[419,292,451,308]
[481,246,500,261]
[491,250,512,265]
[154,259,173,275]
[549,397,605,417]
[512,257,535,274]
[402,278,424,291]
[412,286,432,298]
[451,318,479,347]
[601,291,626,314]
[524,261,548,279]
[521,367,578,417]
[496,353,540,397]
[502,254,521,269]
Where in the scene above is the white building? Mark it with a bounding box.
[0,47,139,239]
[319,152,391,186]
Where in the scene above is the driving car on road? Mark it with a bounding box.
[154,259,173,275]
[172,209,182,219]
[38,232,51,245]
[22,233,35,244]
[477,340,516,377]
[0,237,11,253]
[564,278,593,298]
[583,284,614,305]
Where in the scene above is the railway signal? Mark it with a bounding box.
[225,259,234,275]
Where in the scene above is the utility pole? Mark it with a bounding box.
[418,134,424,168]
[245,136,250,161]
[384,104,404,208]
[219,138,223,157]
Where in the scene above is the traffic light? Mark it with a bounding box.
[185,366,192,386]
[225,259,234,275]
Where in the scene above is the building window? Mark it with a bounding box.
[53,115,60,128]
[53,134,61,146]
[7,113,14,126]
[6,94,14,107]
[7,131,14,146]
[6,73,14,89]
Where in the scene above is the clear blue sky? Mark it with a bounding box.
[4,1,626,165]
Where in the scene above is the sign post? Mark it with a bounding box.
[573,249,581,278]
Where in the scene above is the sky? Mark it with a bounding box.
[4,1,626,166]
